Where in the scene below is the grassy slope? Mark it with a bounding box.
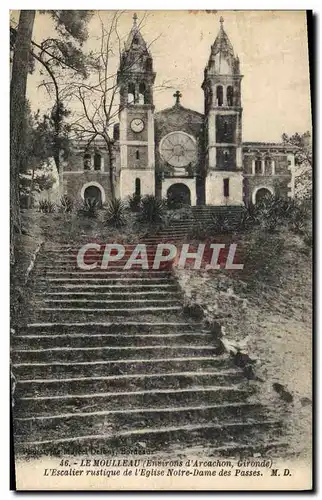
[175,227,312,459]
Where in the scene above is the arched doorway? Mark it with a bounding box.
[254,187,273,204]
[84,185,103,206]
[167,183,191,206]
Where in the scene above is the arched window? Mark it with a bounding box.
[135,178,141,196]
[227,86,234,106]
[94,152,102,171]
[135,150,140,160]
[224,121,228,135]
[128,82,135,104]
[206,86,213,109]
[145,57,153,72]
[139,83,146,104]
[223,178,230,197]
[224,150,229,163]
[132,35,139,46]
[255,159,262,174]
[264,157,271,174]
[83,153,91,170]
[216,85,223,107]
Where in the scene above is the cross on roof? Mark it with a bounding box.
[173,90,182,105]
[133,13,138,26]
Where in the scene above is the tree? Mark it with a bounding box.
[19,104,57,208]
[11,10,96,173]
[282,131,312,199]
[69,12,171,201]
[10,10,35,263]
[10,10,94,263]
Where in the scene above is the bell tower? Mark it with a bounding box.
[202,17,243,205]
[117,13,156,199]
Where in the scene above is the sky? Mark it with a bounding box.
[23,10,312,142]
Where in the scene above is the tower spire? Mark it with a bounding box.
[220,16,224,28]
[133,13,138,27]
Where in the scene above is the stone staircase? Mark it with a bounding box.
[12,236,286,457]
[153,205,245,241]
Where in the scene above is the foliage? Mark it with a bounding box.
[188,221,211,241]
[46,11,94,44]
[209,212,232,233]
[105,199,127,228]
[38,199,55,213]
[282,131,312,167]
[78,198,99,218]
[18,103,57,207]
[241,195,311,236]
[128,193,142,212]
[282,131,312,201]
[138,195,166,224]
[58,195,74,213]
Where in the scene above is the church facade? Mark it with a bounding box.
[60,16,295,207]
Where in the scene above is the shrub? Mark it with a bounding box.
[239,205,256,230]
[209,212,232,233]
[188,221,211,241]
[241,196,284,233]
[138,195,166,224]
[105,198,127,228]
[250,196,311,234]
[38,199,55,213]
[58,195,74,213]
[78,198,99,218]
[128,193,142,212]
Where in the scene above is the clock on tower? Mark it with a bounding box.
[117,13,156,199]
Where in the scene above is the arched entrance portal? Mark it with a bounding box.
[84,185,102,206]
[167,183,191,206]
[254,187,273,204]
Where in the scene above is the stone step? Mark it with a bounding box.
[33,271,171,279]
[33,261,176,276]
[33,290,182,301]
[35,298,182,309]
[13,332,212,349]
[14,384,252,416]
[34,284,179,293]
[32,305,183,322]
[16,370,244,398]
[12,355,227,380]
[14,419,281,456]
[22,321,206,335]
[36,277,172,284]
[12,344,219,364]
[14,401,263,443]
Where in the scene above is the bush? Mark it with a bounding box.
[58,195,74,213]
[238,203,256,230]
[128,193,142,212]
[250,196,311,234]
[138,195,166,224]
[209,212,232,233]
[38,199,55,213]
[78,198,99,218]
[105,198,127,228]
[188,221,211,241]
[241,196,289,233]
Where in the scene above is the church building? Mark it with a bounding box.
[60,15,295,207]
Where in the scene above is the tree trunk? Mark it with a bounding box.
[27,166,36,208]
[10,10,35,265]
[107,139,115,202]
